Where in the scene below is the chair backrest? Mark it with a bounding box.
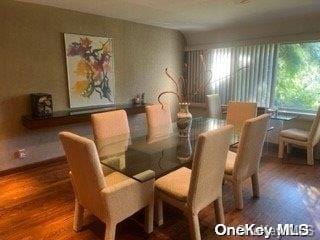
[59,132,106,218]
[188,125,233,213]
[96,133,130,158]
[145,104,172,128]
[309,106,320,146]
[147,124,173,143]
[206,94,222,118]
[234,114,270,180]
[91,109,130,140]
[226,101,257,132]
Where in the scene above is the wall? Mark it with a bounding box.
[185,13,320,50]
[0,1,185,171]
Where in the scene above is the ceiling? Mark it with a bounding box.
[19,0,320,33]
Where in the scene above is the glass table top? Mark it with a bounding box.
[270,114,297,121]
[97,117,239,183]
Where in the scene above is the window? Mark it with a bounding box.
[210,48,231,83]
[206,44,277,107]
[274,42,320,112]
[186,41,320,113]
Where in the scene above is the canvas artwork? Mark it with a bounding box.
[64,33,115,108]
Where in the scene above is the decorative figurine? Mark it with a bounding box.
[31,93,53,118]
[133,94,141,105]
[141,93,145,105]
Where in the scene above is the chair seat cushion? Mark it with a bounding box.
[280,128,309,141]
[155,167,191,202]
[105,171,130,186]
[225,151,237,175]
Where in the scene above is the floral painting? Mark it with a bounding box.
[64,33,115,108]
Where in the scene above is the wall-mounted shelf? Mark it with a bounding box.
[22,104,147,130]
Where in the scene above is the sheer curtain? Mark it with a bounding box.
[185,44,278,107]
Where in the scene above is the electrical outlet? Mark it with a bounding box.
[15,149,27,159]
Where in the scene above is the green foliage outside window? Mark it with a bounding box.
[275,42,320,111]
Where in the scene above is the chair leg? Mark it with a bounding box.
[278,138,284,158]
[144,202,154,233]
[213,197,225,224]
[265,132,270,155]
[73,199,84,232]
[251,173,260,198]
[187,211,201,240]
[307,146,314,166]
[233,182,243,210]
[104,222,116,240]
[156,198,164,226]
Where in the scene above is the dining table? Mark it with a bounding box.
[97,117,241,183]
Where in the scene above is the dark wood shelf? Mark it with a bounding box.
[22,104,147,130]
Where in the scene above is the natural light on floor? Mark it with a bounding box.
[298,183,320,233]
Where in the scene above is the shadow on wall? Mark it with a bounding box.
[0,94,30,141]
[0,99,148,171]
[0,94,88,170]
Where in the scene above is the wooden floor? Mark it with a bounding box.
[0,148,319,240]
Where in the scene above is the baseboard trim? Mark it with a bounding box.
[0,156,66,177]
[0,142,278,176]
[0,142,315,176]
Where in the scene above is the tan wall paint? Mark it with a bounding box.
[0,1,185,171]
[185,13,320,50]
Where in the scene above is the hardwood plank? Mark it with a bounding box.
[0,157,66,177]
[0,148,319,239]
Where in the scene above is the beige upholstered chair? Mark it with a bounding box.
[91,110,130,175]
[91,110,130,140]
[96,134,131,171]
[155,125,233,240]
[224,114,270,210]
[206,94,222,118]
[278,106,320,165]
[59,132,154,240]
[226,101,257,132]
[146,124,173,144]
[145,104,172,128]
